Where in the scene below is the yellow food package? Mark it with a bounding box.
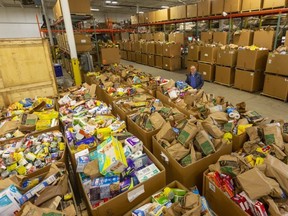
[96,127,112,141]
[237,124,253,135]
[58,142,65,151]
[36,97,54,107]
[13,152,23,162]
[36,119,51,131]
[17,165,27,175]
[34,110,59,120]
[255,157,265,165]
[245,155,255,167]
[223,132,233,142]
[7,163,17,172]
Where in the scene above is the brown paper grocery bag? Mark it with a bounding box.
[156,122,176,142]
[167,143,190,161]
[149,112,166,129]
[177,122,199,147]
[195,130,215,156]
[202,120,224,139]
[263,124,284,150]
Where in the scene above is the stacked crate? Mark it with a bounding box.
[187,43,201,72]
[135,41,142,64]
[147,41,156,67]
[155,42,164,69]
[162,43,181,71]
[198,46,219,82]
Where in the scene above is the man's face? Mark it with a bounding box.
[190,67,196,75]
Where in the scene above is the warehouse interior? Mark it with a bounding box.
[1,0,288,216]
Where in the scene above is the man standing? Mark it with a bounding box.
[185,66,204,89]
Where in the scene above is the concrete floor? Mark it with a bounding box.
[121,60,288,121]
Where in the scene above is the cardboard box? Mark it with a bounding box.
[148,11,156,23]
[138,13,145,24]
[212,0,224,14]
[144,12,149,23]
[236,49,269,71]
[121,32,129,41]
[127,51,132,61]
[130,34,139,42]
[224,0,242,12]
[217,49,238,67]
[53,0,62,20]
[170,5,187,19]
[168,32,185,44]
[242,0,262,11]
[80,146,166,216]
[200,46,219,63]
[142,33,154,41]
[253,30,275,50]
[203,170,249,216]
[154,32,166,42]
[141,54,148,65]
[147,42,156,54]
[285,31,288,46]
[188,44,201,61]
[155,43,163,55]
[187,4,198,18]
[266,53,288,76]
[233,30,254,46]
[101,47,120,65]
[155,9,170,22]
[148,55,155,67]
[187,60,199,72]
[74,34,92,52]
[141,42,147,53]
[198,0,211,16]
[53,0,91,20]
[155,55,163,68]
[162,57,181,71]
[263,74,288,101]
[213,32,228,44]
[123,41,132,51]
[198,62,215,81]
[262,0,286,9]
[120,50,128,60]
[155,91,175,108]
[215,65,235,85]
[135,42,141,52]
[131,52,136,62]
[232,133,248,152]
[201,31,213,43]
[162,43,181,57]
[136,52,142,64]
[234,69,265,92]
[153,136,232,191]
[131,15,138,25]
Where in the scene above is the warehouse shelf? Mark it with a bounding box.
[51,14,93,27]
[41,28,135,33]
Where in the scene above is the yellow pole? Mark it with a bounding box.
[71,58,82,86]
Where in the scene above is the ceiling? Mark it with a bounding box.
[0,0,200,14]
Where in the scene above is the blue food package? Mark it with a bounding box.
[75,136,95,146]
[120,158,135,181]
[120,177,134,193]
[132,154,152,171]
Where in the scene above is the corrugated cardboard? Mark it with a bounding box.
[53,0,91,20]
[234,69,265,92]
[101,48,120,65]
[242,0,262,11]
[263,74,288,101]
[253,30,275,50]
[123,41,132,51]
[131,52,136,62]
[188,44,201,61]
[198,0,211,17]
[224,0,242,12]
[170,5,187,19]
[144,12,149,23]
[285,31,288,46]
[130,15,138,24]
[217,49,238,67]
[187,60,199,72]
[154,32,166,42]
[148,11,156,23]
[265,53,288,76]
[200,46,219,63]
[127,51,132,61]
[147,42,156,54]
[74,34,92,52]
[168,32,185,44]
[162,57,181,71]
[155,91,175,107]
[201,31,213,43]
[262,0,286,9]
[153,137,232,191]
[120,50,127,60]
[155,55,163,68]
[134,42,141,52]
[141,42,147,53]
[162,43,181,57]
[121,32,129,41]
[215,65,235,85]
[138,13,145,23]
[136,52,142,64]
[79,146,166,216]
[155,9,170,22]
[236,49,269,71]
[233,30,254,46]
[187,4,198,18]
[198,62,216,81]
[141,54,148,65]
[213,32,228,44]
[203,170,249,216]
[212,0,224,14]
[148,55,155,67]
[53,0,62,20]
[232,133,248,152]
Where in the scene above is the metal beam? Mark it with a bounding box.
[41,0,54,46]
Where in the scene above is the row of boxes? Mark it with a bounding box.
[56,33,93,53]
[131,0,287,24]
[53,0,91,20]
[127,32,185,44]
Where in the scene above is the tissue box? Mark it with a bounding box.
[125,136,143,153]
[97,136,128,175]
[0,185,22,216]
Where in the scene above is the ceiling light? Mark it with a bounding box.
[161,6,169,8]
[138,11,144,14]
[91,8,100,11]
[105,1,111,3]
[111,1,118,4]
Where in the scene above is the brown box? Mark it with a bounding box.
[200,46,219,63]
[155,55,163,68]
[53,0,91,20]
[162,57,181,71]
[168,32,185,44]
[232,133,248,152]
[203,170,248,216]
[170,5,187,19]
[212,0,224,14]
[155,43,163,55]
[144,12,149,23]
[187,4,198,18]
[131,15,138,24]
[120,50,127,60]
[101,47,120,65]
[121,32,129,41]
[262,0,286,9]
[266,53,288,76]
[131,52,136,62]
[285,31,288,46]
[154,32,166,42]
[234,69,265,92]
[198,0,211,16]
[123,41,132,51]
[253,30,275,50]
[155,9,170,22]
[147,42,156,54]
[236,49,269,71]
[141,42,147,53]
[242,0,262,11]
[213,32,228,44]
[135,52,142,64]
[224,0,242,12]
[138,13,145,23]
[187,60,199,72]
[80,146,166,216]
[233,30,254,46]
[263,74,288,101]
[198,62,216,81]
[153,137,232,190]
[134,41,141,52]
[141,54,148,65]
[148,11,156,23]
[127,51,132,61]
[148,55,155,67]
[216,49,238,67]
[187,44,201,61]
[130,34,139,42]
[215,65,235,85]
[201,31,213,43]
[162,43,181,57]
[74,34,92,52]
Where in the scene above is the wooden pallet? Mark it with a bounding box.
[214,81,234,87]
[241,8,261,13]
[232,86,261,93]
[261,92,288,102]
[262,6,286,10]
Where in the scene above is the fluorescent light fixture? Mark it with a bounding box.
[105,1,111,3]
[161,6,169,8]
[111,1,118,4]
[138,11,144,14]
[91,8,100,11]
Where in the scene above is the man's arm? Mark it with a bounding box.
[197,73,204,89]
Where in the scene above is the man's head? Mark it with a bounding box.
[190,66,197,75]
